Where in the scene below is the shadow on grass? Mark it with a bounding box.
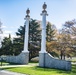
[31,65,76,75]
[0,67,18,70]
[0,61,24,65]
[9,63,21,65]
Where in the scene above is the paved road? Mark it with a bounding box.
[0,70,26,75]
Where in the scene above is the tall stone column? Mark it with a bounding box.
[6,9,30,64]
[39,2,48,67]
[20,8,30,64]
[22,8,30,53]
[40,2,48,53]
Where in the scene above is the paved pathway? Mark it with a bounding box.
[0,70,26,75]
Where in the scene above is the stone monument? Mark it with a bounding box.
[6,9,30,64]
[39,2,48,67]
[39,2,71,71]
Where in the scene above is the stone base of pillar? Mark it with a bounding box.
[39,53,46,67]
[6,52,29,64]
[18,52,29,64]
[39,53,71,71]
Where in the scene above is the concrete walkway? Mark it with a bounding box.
[0,70,26,75]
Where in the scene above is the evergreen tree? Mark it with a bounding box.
[0,34,13,55]
[29,19,41,42]
[12,37,23,55]
[46,22,55,42]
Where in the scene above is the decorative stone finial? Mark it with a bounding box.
[42,2,47,13]
[43,2,47,10]
[26,8,30,17]
[26,8,30,15]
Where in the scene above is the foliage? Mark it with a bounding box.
[46,22,57,57]
[16,26,25,38]
[12,37,24,55]
[29,43,40,60]
[46,22,55,42]
[62,19,76,35]
[46,41,59,57]
[57,19,76,59]
[29,19,41,42]
[57,33,72,59]
[0,34,13,55]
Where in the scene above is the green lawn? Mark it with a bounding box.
[2,64,76,75]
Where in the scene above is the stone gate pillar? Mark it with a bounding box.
[23,8,30,53]
[39,2,48,67]
[39,3,71,71]
[21,8,30,64]
[6,9,30,64]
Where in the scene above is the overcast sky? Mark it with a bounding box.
[0,0,76,37]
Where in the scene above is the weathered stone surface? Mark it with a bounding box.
[39,53,71,71]
[6,52,29,64]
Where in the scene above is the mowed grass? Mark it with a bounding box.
[2,64,76,75]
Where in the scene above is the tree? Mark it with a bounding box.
[16,26,25,40]
[29,19,41,60]
[0,34,13,55]
[46,22,57,57]
[62,19,76,55]
[57,25,76,60]
[46,22,55,42]
[12,37,24,55]
[46,41,59,57]
[29,19,41,42]
[62,19,76,35]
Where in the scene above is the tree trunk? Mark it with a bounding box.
[60,50,63,60]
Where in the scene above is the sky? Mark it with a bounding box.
[0,0,76,38]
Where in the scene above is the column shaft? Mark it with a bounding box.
[23,17,30,52]
[40,12,47,53]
